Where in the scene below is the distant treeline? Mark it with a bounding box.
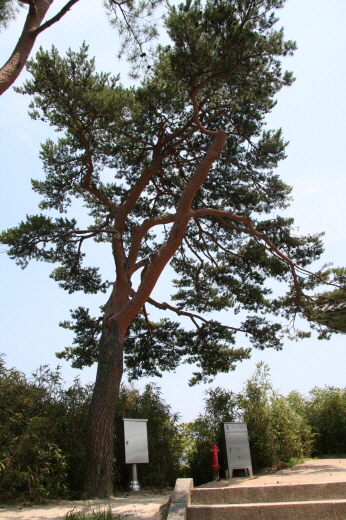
[1,357,346,500]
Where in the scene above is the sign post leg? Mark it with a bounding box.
[127,463,141,491]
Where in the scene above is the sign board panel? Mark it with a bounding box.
[223,422,253,477]
[123,419,149,464]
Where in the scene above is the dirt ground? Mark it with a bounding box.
[0,490,172,520]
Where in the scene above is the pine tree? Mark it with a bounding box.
[1,0,337,496]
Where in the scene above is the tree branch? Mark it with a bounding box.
[147,296,244,332]
[30,0,80,36]
[118,158,162,226]
[127,213,176,273]
[1,0,52,95]
[191,207,309,300]
[78,132,118,213]
[116,130,227,331]
[193,219,245,258]
[19,226,120,251]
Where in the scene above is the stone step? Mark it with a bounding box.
[191,481,346,505]
[188,498,346,520]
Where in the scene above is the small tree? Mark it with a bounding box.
[1,0,340,496]
[239,362,277,469]
[240,364,313,471]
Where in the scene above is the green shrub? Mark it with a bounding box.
[179,387,240,485]
[241,364,313,471]
[180,363,314,484]
[0,359,69,500]
[179,418,215,486]
[240,363,278,471]
[270,393,314,464]
[306,386,346,455]
[0,355,183,500]
[4,352,346,499]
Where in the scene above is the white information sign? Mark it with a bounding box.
[223,422,253,477]
[123,419,149,464]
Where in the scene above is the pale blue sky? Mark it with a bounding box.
[1,0,346,421]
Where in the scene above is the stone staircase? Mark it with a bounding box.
[188,481,346,519]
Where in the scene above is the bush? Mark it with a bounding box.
[0,356,183,500]
[305,386,346,455]
[180,387,240,485]
[240,363,278,471]
[241,363,313,472]
[0,359,70,500]
[180,363,314,484]
[3,353,346,499]
[179,418,215,486]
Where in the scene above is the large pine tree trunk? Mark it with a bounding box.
[84,320,123,497]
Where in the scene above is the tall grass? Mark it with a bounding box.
[64,507,126,519]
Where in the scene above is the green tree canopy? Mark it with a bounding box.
[305,267,346,334]
[1,0,341,496]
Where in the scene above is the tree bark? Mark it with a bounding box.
[0,0,53,95]
[84,319,123,498]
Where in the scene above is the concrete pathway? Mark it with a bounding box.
[198,458,346,488]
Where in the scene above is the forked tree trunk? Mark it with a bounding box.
[83,131,228,496]
[84,320,123,497]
